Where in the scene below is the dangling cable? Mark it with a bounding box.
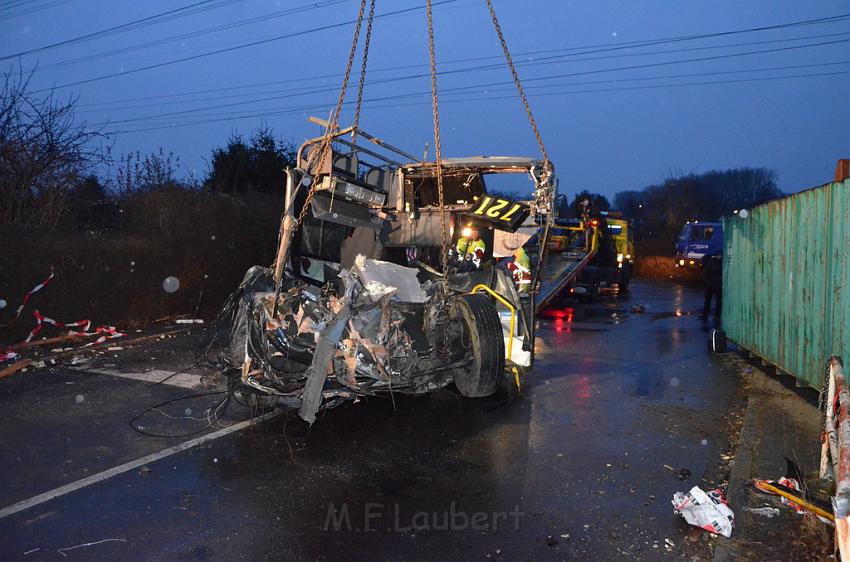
[352,0,376,143]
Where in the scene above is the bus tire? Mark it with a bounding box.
[451,293,505,397]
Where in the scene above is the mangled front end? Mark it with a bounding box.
[224,257,508,423]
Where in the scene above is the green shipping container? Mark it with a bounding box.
[723,178,850,389]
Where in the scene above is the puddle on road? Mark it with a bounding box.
[539,306,628,325]
[648,309,708,322]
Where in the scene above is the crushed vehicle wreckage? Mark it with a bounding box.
[221,119,558,424]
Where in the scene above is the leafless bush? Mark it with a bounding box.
[0,67,107,230]
[112,148,180,195]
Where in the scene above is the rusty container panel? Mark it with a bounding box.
[722,178,850,388]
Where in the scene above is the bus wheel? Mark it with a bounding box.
[451,293,505,397]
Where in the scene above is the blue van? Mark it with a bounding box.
[675,221,722,267]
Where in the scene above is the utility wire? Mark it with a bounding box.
[103,66,850,135]
[32,7,850,93]
[32,0,463,93]
[100,58,850,127]
[71,13,850,108]
[0,0,72,21]
[25,0,352,73]
[91,37,850,126]
[74,30,850,114]
[0,0,240,60]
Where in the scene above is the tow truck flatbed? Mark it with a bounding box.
[535,249,596,312]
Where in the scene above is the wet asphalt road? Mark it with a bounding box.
[0,279,739,561]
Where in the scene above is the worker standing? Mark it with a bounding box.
[506,246,532,294]
[452,230,487,272]
[465,236,486,270]
[451,235,470,269]
[702,253,723,318]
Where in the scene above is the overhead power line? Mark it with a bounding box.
[0,0,72,21]
[94,59,850,128]
[32,7,850,93]
[88,36,850,125]
[103,67,850,135]
[32,0,463,93]
[0,0,240,60]
[75,30,850,114]
[25,0,352,73]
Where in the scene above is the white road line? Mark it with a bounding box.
[0,410,283,520]
[85,368,202,389]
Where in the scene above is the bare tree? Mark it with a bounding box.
[0,67,107,230]
[113,148,180,194]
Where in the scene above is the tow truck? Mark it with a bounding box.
[535,212,632,309]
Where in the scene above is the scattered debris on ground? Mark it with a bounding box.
[672,486,735,538]
[743,506,780,518]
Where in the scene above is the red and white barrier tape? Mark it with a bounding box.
[2,272,57,360]
[26,310,90,342]
[1,272,54,328]
[1,309,126,362]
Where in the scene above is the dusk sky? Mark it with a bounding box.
[2,0,849,199]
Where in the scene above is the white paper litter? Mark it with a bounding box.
[672,486,734,538]
[175,318,204,324]
[743,506,780,518]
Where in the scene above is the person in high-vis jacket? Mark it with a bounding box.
[452,233,487,272]
[506,246,532,293]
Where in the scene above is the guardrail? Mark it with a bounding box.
[820,356,849,558]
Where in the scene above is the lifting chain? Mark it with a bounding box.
[485,0,550,172]
[352,0,376,143]
[485,0,556,299]
[294,0,369,231]
[425,0,453,357]
[272,0,368,288]
[425,0,448,275]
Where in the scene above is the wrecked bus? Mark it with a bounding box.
[222,120,557,423]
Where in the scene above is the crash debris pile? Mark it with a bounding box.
[224,255,507,424]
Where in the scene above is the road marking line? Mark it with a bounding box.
[85,368,202,389]
[0,410,283,520]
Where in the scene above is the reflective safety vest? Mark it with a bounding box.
[455,237,470,259]
[507,247,532,292]
[466,238,486,268]
[454,237,486,269]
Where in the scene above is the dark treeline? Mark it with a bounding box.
[553,169,782,253]
[0,68,297,233]
[612,168,782,245]
[0,69,290,329]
